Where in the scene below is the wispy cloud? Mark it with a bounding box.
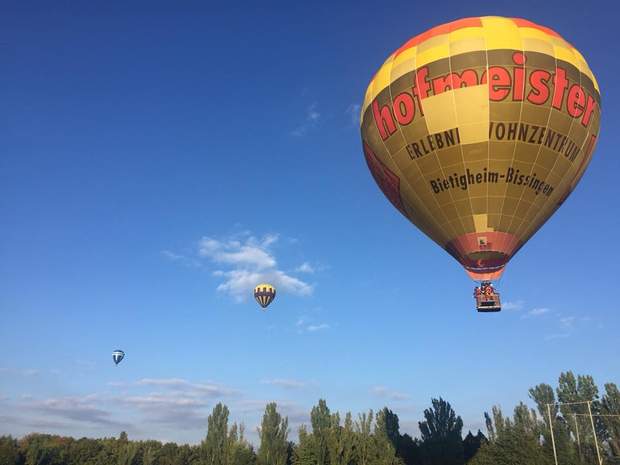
[522,307,551,319]
[136,378,237,397]
[559,316,576,328]
[296,262,315,274]
[371,386,410,401]
[0,367,40,377]
[296,318,330,333]
[161,250,201,268]
[23,395,129,428]
[307,323,330,332]
[260,378,307,390]
[198,233,313,302]
[502,300,524,311]
[346,103,361,126]
[200,235,277,270]
[543,313,592,341]
[292,102,320,136]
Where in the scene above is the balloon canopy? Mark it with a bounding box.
[254,283,276,309]
[112,350,125,366]
[361,16,601,281]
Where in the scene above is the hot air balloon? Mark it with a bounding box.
[112,350,125,365]
[360,17,601,312]
[254,283,276,310]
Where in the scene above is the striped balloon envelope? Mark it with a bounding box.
[112,350,125,366]
[254,283,276,310]
[361,16,601,281]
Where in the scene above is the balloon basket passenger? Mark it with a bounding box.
[474,282,501,312]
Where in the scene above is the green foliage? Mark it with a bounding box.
[418,398,464,465]
[602,383,620,457]
[0,436,21,465]
[310,399,331,465]
[462,431,486,463]
[376,408,400,452]
[202,403,229,465]
[257,403,288,465]
[293,425,316,465]
[326,412,355,465]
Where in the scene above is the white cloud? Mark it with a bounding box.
[162,250,184,261]
[346,103,361,125]
[371,386,410,401]
[0,367,40,377]
[199,235,277,270]
[296,318,330,333]
[307,323,330,332]
[292,102,321,136]
[560,316,576,328]
[23,395,128,428]
[296,262,315,274]
[522,307,551,319]
[198,233,313,301]
[161,250,201,268]
[136,378,237,397]
[502,300,524,311]
[260,378,307,389]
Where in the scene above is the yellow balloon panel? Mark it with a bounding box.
[254,283,276,309]
[361,17,601,280]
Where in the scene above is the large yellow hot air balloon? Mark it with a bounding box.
[254,283,276,310]
[361,17,600,309]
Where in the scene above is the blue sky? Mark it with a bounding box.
[2,0,619,445]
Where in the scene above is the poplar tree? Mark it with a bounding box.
[202,403,230,465]
[257,403,289,465]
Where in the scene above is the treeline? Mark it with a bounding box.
[0,399,480,465]
[0,371,618,465]
[472,371,620,465]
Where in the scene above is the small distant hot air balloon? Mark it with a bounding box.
[254,283,276,310]
[112,350,125,366]
[360,17,601,312]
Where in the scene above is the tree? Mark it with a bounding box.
[257,403,289,465]
[472,406,551,465]
[228,423,256,465]
[528,383,557,427]
[117,440,138,465]
[376,408,400,453]
[372,423,403,465]
[203,403,230,465]
[601,383,620,458]
[557,371,606,465]
[397,434,421,465]
[418,398,464,465]
[310,400,331,465]
[462,431,486,463]
[0,436,22,465]
[326,412,356,465]
[355,410,374,465]
[293,425,316,465]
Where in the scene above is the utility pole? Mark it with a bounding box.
[547,404,559,465]
[587,401,603,465]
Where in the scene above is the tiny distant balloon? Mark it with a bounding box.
[254,283,276,310]
[112,350,125,365]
